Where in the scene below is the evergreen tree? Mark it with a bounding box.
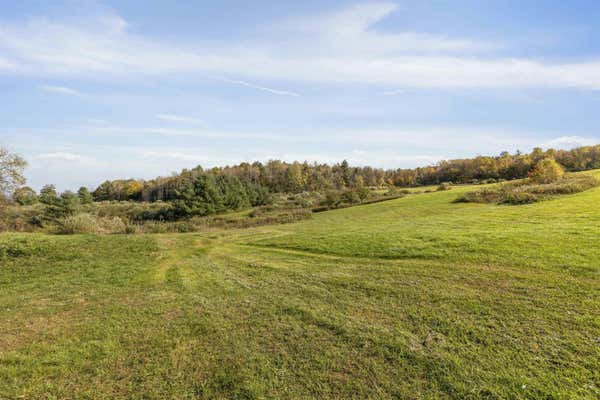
[78,187,94,204]
[39,184,59,205]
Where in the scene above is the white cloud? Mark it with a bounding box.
[381,89,406,96]
[39,84,82,96]
[11,122,589,153]
[155,114,205,124]
[99,15,128,34]
[35,152,94,162]
[216,77,301,96]
[87,118,109,124]
[283,2,492,54]
[69,124,268,138]
[544,136,599,149]
[0,57,16,70]
[139,150,204,162]
[0,4,599,89]
[325,2,399,36]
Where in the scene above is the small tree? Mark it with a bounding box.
[529,157,565,184]
[0,146,27,198]
[341,189,361,204]
[356,185,370,202]
[60,191,80,215]
[13,186,38,205]
[78,186,94,204]
[437,182,452,191]
[323,191,341,208]
[42,190,80,223]
[39,184,59,204]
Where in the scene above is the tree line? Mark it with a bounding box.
[86,145,600,201]
[391,146,600,187]
[5,144,600,219]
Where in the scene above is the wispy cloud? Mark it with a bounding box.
[35,152,94,162]
[544,136,599,149]
[0,58,16,70]
[11,122,590,152]
[381,89,406,96]
[155,114,205,124]
[283,2,492,54]
[39,85,82,96]
[139,150,203,162]
[87,118,109,124]
[217,77,301,97]
[1,3,599,89]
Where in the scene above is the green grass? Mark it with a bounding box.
[1,173,600,399]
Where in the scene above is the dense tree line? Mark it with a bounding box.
[90,145,600,202]
[92,160,384,203]
[391,145,600,186]
[92,168,272,218]
[6,144,600,219]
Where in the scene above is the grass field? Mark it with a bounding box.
[1,175,599,399]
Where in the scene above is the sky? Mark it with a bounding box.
[1,0,600,191]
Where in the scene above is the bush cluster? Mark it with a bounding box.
[457,173,599,205]
[54,214,128,235]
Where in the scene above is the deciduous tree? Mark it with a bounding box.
[0,146,27,199]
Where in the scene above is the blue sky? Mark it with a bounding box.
[2,0,600,190]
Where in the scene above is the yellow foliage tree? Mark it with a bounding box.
[529,157,565,184]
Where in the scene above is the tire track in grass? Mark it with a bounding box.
[143,235,207,288]
[150,234,246,293]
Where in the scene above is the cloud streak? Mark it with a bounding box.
[0,3,599,90]
[155,114,205,124]
[543,136,599,149]
[216,77,301,96]
[35,152,94,162]
[9,122,596,152]
[381,89,406,96]
[0,57,16,70]
[39,84,83,96]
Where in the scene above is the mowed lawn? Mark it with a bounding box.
[1,178,599,399]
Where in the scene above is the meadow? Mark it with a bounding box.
[1,175,599,399]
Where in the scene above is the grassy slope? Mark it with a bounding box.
[1,174,599,399]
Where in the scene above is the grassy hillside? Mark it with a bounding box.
[1,173,599,399]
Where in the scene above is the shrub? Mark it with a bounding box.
[95,201,175,222]
[501,191,539,205]
[437,183,452,191]
[0,236,50,259]
[101,216,128,234]
[455,188,503,204]
[323,191,342,208]
[55,213,101,234]
[0,199,7,229]
[341,189,361,204]
[524,174,598,195]
[456,173,599,205]
[13,186,38,205]
[0,203,45,232]
[55,214,128,234]
[356,186,371,202]
[529,157,564,184]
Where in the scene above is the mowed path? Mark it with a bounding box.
[1,180,600,398]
